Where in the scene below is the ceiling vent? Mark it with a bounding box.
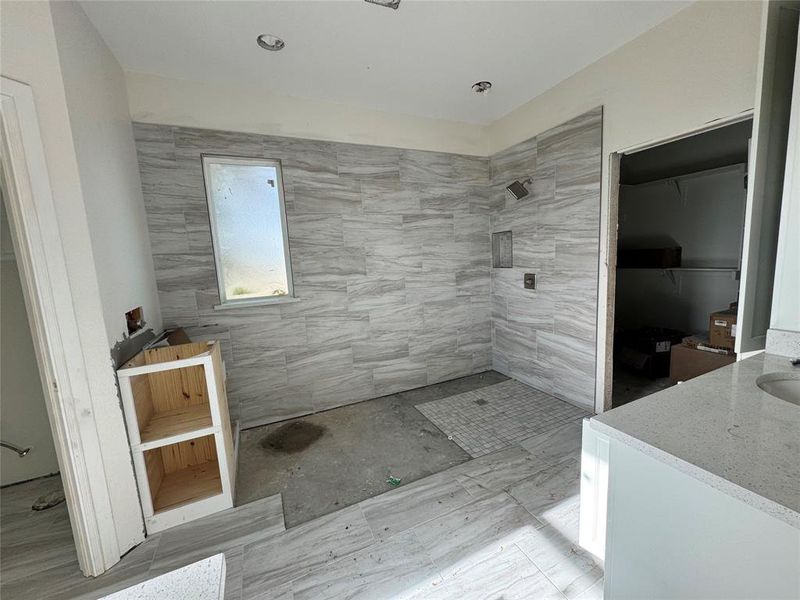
[364,0,400,9]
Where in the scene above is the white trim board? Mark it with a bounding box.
[595,110,754,413]
[0,76,142,576]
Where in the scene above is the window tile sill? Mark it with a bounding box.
[213,296,301,311]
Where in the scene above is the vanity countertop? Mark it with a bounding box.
[101,554,225,599]
[592,352,800,529]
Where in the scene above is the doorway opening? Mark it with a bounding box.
[610,119,753,408]
[0,182,75,583]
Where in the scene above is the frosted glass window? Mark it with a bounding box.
[202,156,293,305]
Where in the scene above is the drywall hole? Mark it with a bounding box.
[492,231,513,268]
[125,306,144,335]
[524,273,536,290]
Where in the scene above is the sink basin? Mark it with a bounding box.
[756,372,800,406]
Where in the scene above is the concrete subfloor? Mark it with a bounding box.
[235,371,509,527]
[611,364,675,408]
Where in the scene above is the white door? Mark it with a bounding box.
[737,1,800,355]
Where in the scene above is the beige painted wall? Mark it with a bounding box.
[1,0,144,555]
[51,2,162,346]
[488,1,761,155]
[126,71,488,156]
[0,202,59,486]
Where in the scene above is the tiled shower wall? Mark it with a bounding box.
[133,108,601,423]
[489,107,602,409]
[132,124,494,426]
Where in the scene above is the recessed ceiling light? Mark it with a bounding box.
[257,34,285,52]
[472,81,492,94]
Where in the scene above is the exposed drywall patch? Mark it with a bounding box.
[110,326,156,369]
[125,306,144,336]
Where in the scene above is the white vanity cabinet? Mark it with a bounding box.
[600,438,799,599]
[579,351,800,600]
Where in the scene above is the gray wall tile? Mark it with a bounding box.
[134,124,491,423]
[337,143,401,178]
[342,214,404,248]
[399,149,456,182]
[372,358,429,396]
[292,178,363,214]
[287,214,344,248]
[311,369,374,412]
[361,179,422,214]
[488,108,602,410]
[135,110,600,422]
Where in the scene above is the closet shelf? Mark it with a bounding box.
[138,404,214,449]
[617,266,739,272]
[617,266,741,286]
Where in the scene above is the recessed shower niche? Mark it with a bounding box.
[492,230,513,268]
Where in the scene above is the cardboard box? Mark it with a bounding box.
[670,342,736,383]
[616,327,685,378]
[709,308,737,350]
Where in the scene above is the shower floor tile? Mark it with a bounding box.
[416,379,590,457]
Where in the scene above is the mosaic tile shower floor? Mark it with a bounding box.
[416,379,590,457]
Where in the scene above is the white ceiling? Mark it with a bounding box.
[81,0,689,125]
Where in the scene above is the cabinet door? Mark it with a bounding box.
[737,1,799,354]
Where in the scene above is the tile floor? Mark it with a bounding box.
[0,380,602,600]
[417,379,590,457]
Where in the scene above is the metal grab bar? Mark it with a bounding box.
[0,441,30,457]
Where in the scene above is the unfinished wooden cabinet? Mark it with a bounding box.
[117,341,235,533]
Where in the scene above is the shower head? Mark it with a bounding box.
[505,178,532,201]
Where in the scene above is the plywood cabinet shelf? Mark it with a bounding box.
[153,460,222,513]
[144,433,223,514]
[117,340,235,534]
[139,404,214,448]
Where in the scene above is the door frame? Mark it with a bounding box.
[1,77,122,576]
[596,110,754,413]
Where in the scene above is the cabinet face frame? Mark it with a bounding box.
[118,341,235,534]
